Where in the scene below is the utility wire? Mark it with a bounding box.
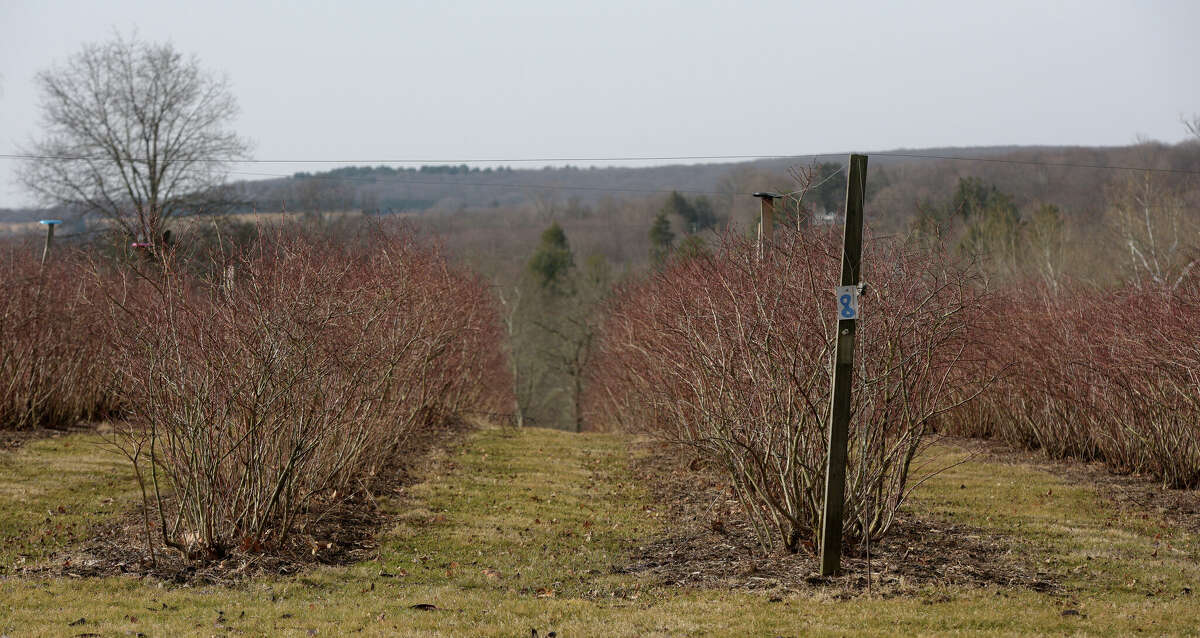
[780,165,845,198]
[0,151,840,164]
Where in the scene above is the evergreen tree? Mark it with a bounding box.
[663,190,718,232]
[663,191,693,223]
[528,222,574,293]
[686,195,719,231]
[951,177,1016,221]
[662,190,715,232]
[649,211,675,266]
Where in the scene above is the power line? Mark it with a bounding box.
[780,165,845,198]
[0,151,837,164]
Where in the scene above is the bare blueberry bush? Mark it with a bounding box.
[0,241,117,430]
[956,278,1200,489]
[101,226,509,559]
[587,229,988,553]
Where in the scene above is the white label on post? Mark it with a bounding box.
[835,285,859,320]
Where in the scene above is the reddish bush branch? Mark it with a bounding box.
[587,228,988,553]
[98,225,510,558]
[957,277,1200,488]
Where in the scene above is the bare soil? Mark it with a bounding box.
[21,417,474,585]
[617,440,1058,596]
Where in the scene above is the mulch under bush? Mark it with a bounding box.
[21,417,473,586]
[616,440,1058,597]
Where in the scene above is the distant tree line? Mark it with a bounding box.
[291,165,518,180]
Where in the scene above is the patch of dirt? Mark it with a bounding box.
[943,436,1200,535]
[616,441,1056,596]
[20,416,474,586]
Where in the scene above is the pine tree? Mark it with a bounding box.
[649,211,675,266]
[528,222,574,293]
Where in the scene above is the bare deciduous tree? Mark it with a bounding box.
[20,33,250,241]
[1106,172,1197,289]
[1026,203,1067,291]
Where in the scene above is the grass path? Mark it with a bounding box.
[0,432,138,572]
[1,426,1199,636]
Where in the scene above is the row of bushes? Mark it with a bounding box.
[0,243,117,430]
[955,280,1200,488]
[2,226,511,558]
[587,223,1199,562]
[585,229,989,553]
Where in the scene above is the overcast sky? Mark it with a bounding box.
[1,0,1197,208]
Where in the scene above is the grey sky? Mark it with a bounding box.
[1,0,1197,208]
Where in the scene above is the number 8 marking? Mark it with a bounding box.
[839,293,855,318]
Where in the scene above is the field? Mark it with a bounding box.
[2,424,1198,636]
[2,149,1198,636]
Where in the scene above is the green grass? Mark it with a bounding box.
[0,432,139,573]
[1,426,1199,636]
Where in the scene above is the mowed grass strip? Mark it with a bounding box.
[0,432,138,572]
[1,426,1199,636]
[912,444,1200,628]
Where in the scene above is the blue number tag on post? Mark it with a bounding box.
[835,285,859,320]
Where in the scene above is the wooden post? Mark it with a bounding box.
[753,192,780,258]
[819,154,867,576]
[39,219,62,266]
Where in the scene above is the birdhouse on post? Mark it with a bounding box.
[752,192,781,259]
[38,219,62,266]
